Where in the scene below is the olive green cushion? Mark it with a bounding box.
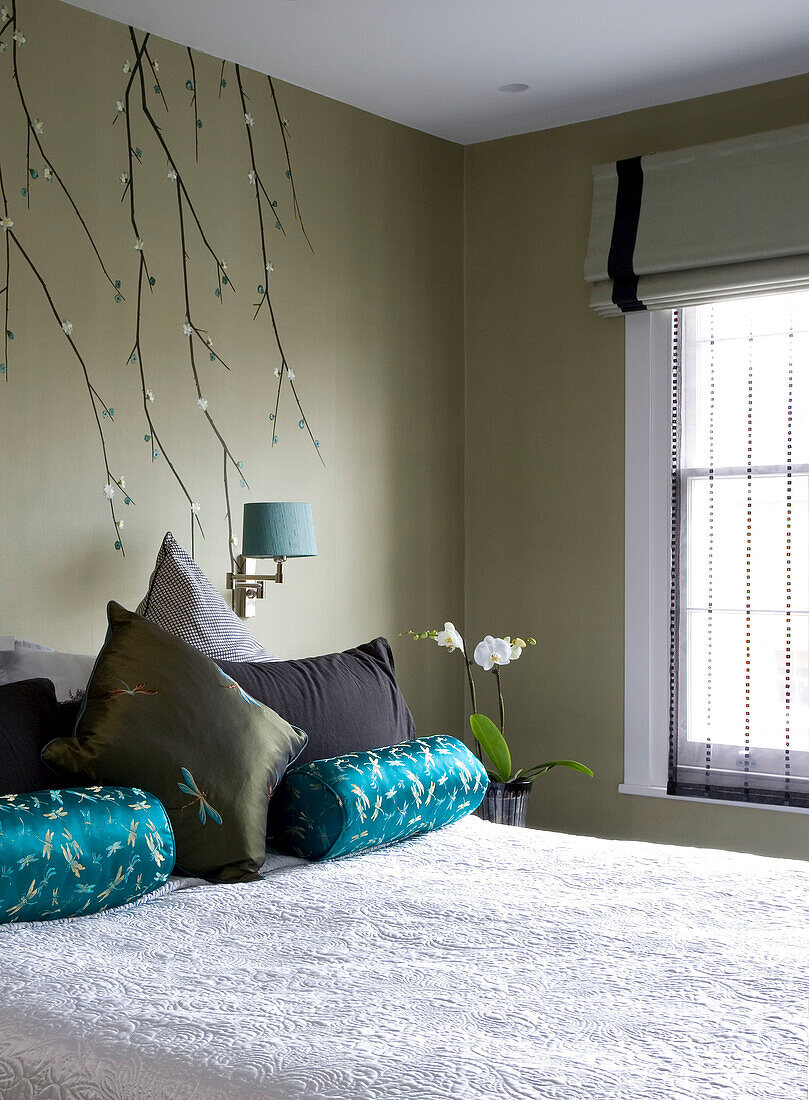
[42,603,307,883]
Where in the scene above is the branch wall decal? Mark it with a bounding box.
[0,0,321,564]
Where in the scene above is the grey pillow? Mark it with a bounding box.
[137,532,277,663]
[0,638,95,702]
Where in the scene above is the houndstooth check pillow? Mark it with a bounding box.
[136,533,278,663]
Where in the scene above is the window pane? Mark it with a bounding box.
[687,474,809,611]
[672,290,809,800]
[686,610,809,751]
[685,295,809,468]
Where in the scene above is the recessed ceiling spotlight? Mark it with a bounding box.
[498,83,530,93]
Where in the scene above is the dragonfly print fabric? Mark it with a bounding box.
[271,735,489,860]
[0,786,174,925]
[42,603,307,883]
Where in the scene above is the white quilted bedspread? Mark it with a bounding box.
[0,816,807,1100]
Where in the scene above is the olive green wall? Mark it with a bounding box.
[0,0,465,735]
[464,73,809,858]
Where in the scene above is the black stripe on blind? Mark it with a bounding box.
[607,156,646,313]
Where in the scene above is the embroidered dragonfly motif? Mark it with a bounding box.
[97,867,126,902]
[177,767,223,826]
[266,769,281,801]
[60,845,85,878]
[104,679,159,701]
[145,832,166,866]
[61,828,82,857]
[7,868,55,916]
[217,669,261,708]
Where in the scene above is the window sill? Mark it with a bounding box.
[618,783,809,816]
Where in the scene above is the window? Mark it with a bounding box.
[623,292,809,812]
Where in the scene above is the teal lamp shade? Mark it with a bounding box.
[242,502,317,559]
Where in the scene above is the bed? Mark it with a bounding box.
[0,814,806,1099]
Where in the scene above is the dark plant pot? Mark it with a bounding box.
[476,779,532,827]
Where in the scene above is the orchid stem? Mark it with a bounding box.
[461,639,482,761]
[494,667,505,736]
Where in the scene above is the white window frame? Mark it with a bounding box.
[620,310,809,815]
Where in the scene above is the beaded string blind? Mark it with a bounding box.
[668,291,809,805]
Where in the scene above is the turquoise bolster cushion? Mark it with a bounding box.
[0,787,175,924]
[271,735,489,860]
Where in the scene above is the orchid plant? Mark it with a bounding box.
[402,623,593,786]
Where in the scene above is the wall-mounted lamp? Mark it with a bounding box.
[227,501,317,618]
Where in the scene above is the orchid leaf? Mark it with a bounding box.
[516,760,594,781]
[470,713,511,783]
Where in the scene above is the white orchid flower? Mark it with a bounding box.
[120,171,129,184]
[32,118,43,134]
[244,112,254,127]
[133,237,144,250]
[196,397,208,411]
[0,216,13,231]
[230,534,239,547]
[287,367,295,381]
[61,320,73,336]
[145,389,154,402]
[43,167,53,181]
[504,636,525,660]
[103,483,115,501]
[247,170,256,185]
[435,622,463,653]
[190,501,201,515]
[266,260,273,273]
[167,168,177,181]
[115,100,125,114]
[122,60,131,74]
[12,29,25,45]
[116,519,124,529]
[0,8,10,21]
[473,635,512,671]
[182,322,193,336]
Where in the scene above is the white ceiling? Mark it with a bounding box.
[61,0,809,144]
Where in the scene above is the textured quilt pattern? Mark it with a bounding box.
[0,817,807,1099]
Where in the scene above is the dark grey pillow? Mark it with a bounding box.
[0,679,74,795]
[218,638,416,765]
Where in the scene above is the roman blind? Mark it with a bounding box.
[668,292,809,806]
[584,124,809,317]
